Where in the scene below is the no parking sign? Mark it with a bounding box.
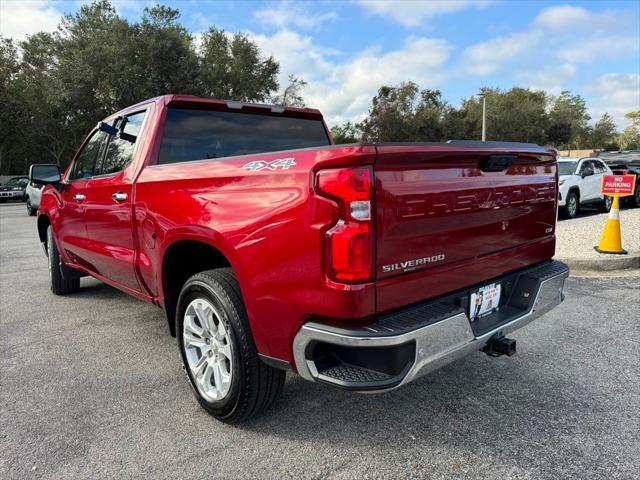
[601,174,636,196]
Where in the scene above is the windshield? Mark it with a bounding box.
[5,177,27,187]
[558,162,578,175]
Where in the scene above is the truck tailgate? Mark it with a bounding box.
[374,144,558,313]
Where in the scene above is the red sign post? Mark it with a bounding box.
[601,174,636,196]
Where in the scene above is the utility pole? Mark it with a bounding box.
[481,95,486,142]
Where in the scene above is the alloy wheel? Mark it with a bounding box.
[183,298,233,402]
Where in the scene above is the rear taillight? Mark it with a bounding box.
[316,166,373,283]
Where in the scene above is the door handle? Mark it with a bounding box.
[73,194,85,202]
[112,192,128,203]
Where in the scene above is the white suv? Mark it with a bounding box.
[558,157,612,219]
[24,164,60,216]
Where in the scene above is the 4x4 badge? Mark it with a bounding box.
[243,158,296,171]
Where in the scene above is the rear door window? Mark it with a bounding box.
[158,108,330,164]
[99,111,147,175]
[593,160,607,173]
[579,160,594,175]
[69,131,109,181]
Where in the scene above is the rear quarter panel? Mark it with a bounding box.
[134,146,376,362]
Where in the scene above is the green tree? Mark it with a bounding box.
[546,120,571,148]
[459,87,549,144]
[585,113,618,149]
[618,111,640,150]
[330,122,361,143]
[359,82,455,142]
[133,5,201,98]
[199,27,279,101]
[19,32,70,166]
[0,37,29,173]
[271,75,307,107]
[0,0,283,173]
[547,91,591,149]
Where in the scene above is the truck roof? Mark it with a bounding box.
[106,94,325,123]
[162,94,324,121]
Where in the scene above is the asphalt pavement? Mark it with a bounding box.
[1,203,639,480]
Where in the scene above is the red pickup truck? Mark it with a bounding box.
[31,95,569,422]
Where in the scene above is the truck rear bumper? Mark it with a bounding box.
[293,260,569,392]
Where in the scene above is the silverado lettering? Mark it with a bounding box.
[32,95,569,423]
[382,254,446,273]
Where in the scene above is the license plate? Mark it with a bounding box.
[469,283,501,321]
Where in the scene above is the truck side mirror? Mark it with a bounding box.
[29,164,61,185]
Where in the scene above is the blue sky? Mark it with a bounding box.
[1,0,639,128]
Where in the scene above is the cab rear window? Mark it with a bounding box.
[158,108,330,164]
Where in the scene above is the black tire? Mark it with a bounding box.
[562,191,579,219]
[26,198,36,216]
[0,199,6,203]
[600,195,613,213]
[176,268,285,423]
[47,226,80,295]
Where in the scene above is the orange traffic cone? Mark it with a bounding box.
[595,195,626,254]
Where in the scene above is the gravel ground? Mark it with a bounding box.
[555,207,640,260]
[1,203,640,480]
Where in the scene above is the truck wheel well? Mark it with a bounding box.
[38,215,51,248]
[162,240,231,336]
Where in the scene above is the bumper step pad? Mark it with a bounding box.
[294,260,570,392]
[320,364,392,384]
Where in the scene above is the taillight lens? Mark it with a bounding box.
[316,166,373,282]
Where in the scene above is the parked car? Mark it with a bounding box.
[25,165,60,216]
[598,151,640,208]
[0,176,28,203]
[32,95,569,422]
[558,157,613,218]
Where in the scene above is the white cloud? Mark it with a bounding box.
[357,0,495,27]
[250,29,337,83]
[190,12,216,32]
[557,36,640,63]
[460,5,639,81]
[249,29,451,125]
[0,0,157,41]
[532,4,619,31]
[110,0,154,16]
[461,31,539,76]
[0,0,61,40]
[585,74,640,129]
[251,4,638,127]
[254,2,336,30]
[2,0,636,132]
[521,63,577,95]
